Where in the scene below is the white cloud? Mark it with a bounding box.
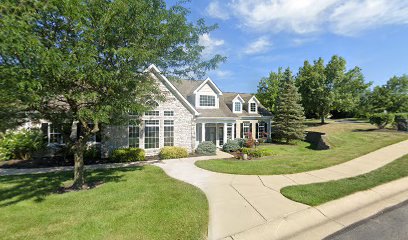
[244,37,272,55]
[213,69,233,79]
[230,0,338,34]
[198,33,225,58]
[225,0,408,35]
[206,1,230,20]
[330,0,408,35]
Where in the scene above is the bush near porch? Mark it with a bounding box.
[196,141,216,155]
[110,148,145,162]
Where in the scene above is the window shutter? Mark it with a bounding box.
[249,123,252,138]
[240,123,243,138]
[256,123,259,139]
[41,123,48,137]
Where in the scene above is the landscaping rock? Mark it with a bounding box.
[305,131,330,150]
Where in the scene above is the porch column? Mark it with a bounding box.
[223,123,228,145]
[201,123,206,142]
[215,123,220,147]
[268,119,272,139]
[232,123,235,140]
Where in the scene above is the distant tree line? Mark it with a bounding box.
[256,55,407,123]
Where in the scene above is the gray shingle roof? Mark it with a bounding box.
[171,79,272,118]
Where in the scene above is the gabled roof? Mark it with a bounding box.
[171,79,204,99]
[193,78,223,95]
[147,65,199,116]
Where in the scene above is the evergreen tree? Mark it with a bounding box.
[272,68,305,143]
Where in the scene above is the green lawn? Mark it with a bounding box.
[195,120,408,175]
[0,166,208,240]
[281,154,408,206]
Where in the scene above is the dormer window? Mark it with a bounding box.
[234,102,242,112]
[250,102,257,112]
[200,95,216,107]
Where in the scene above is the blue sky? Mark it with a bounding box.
[169,0,408,93]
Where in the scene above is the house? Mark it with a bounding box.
[100,65,272,156]
[35,65,272,157]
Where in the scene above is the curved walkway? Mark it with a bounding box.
[153,140,408,240]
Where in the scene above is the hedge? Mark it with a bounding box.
[110,148,145,162]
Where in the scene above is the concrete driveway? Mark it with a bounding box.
[154,140,408,240]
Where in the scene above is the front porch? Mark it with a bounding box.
[195,119,271,148]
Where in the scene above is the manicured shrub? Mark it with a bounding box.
[159,146,189,159]
[241,147,272,158]
[369,113,394,129]
[235,138,246,148]
[196,141,216,155]
[394,113,408,131]
[222,139,241,152]
[245,138,255,148]
[0,129,46,161]
[110,147,145,162]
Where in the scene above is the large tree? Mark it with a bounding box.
[296,55,370,123]
[363,75,408,114]
[256,67,284,113]
[0,0,225,188]
[272,68,305,143]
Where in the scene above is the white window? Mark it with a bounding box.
[243,122,251,138]
[227,123,233,140]
[145,111,159,116]
[258,122,267,139]
[144,120,159,149]
[200,95,216,107]
[164,111,174,116]
[49,125,63,144]
[164,120,174,146]
[234,102,241,112]
[129,120,139,148]
[250,102,257,112]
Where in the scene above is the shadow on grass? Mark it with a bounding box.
[0,167,142,207]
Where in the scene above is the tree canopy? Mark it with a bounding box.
[0,0,225,188]
[256,67,284,113]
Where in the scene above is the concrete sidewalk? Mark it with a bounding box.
[154,140,408,240]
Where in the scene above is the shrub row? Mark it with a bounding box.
[369,113,408,130]
[111,148,145,162]
[222,138,247,152]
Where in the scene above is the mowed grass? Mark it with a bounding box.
[195,120,408,175]
[281,154,408,206]
[0,166,208,240]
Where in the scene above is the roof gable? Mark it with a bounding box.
[193,78,223,95]
[147,65,199,116]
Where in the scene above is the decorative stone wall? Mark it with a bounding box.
[102,75,196,157]
[305,131,330,150]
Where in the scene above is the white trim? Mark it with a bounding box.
[232,94,245,103]
[147,64,200,116]
[193,77,223,95]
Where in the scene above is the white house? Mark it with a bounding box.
[38,65,273,156]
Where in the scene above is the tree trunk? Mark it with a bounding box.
[320,115,325,124]
[72,141,86,189]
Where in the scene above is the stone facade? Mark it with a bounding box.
[102,75,196,157]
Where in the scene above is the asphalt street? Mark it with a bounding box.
[326,200,408,240]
